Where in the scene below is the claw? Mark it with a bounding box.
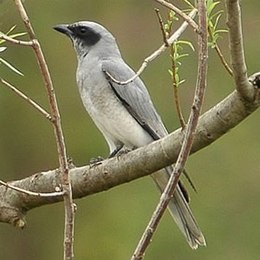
[89,156,104,167]
[108,144,124,158]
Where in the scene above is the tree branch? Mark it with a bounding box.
[104,9,197,85]
[131,1,208,257]
[226,0,252,100]
[0,180,64,197]
[13,1,74,259]
[154,0,199,32]
[0,78,52,121]
[1,78,259,227]
[0,32,33,46]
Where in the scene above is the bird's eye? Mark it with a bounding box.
[78,27,88,35]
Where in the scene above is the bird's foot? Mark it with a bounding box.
[114,147,132,157]
[108,144,124,158]
[108,146,132,159]
[67,157,76,169]
[89,156,104,168]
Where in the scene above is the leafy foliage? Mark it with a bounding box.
[164,11,194,88]
[207,0,228,48]
[0,25,26,76]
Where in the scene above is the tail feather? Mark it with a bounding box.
[151,169,206,249]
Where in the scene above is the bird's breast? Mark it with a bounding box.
[76,65,152,149]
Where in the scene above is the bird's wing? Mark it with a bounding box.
[101,61,206,246]
[102,59,168,140]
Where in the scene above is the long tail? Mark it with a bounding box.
[151,169,206,249]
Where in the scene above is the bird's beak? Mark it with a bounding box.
[53,24,72,36]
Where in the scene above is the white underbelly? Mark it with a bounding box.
[79,81,153,152]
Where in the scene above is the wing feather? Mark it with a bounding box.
[102,59,168,140]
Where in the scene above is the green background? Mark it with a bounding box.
[1,1,260,259]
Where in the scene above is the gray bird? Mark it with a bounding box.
[54,21,206,249]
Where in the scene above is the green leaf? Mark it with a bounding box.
[9,32,27,39]
[0,25,27,44]
[178,79,186,85]
[0,32,27,44]
[176,53,189,60]
[0,26,27,75]
[164,24,170,32]
[0,57,24,76]
[207,1,220,17]
[208,42,216,48]
[6,25,17,35]
[175,73,180,84]
[183,0,195,9]
[211,10,223,21]
[0,47,7,52]
[215,29,228,34]
[176,40,195,51]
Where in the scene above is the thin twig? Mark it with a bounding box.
[208,28,233,76]
[170,44,186,128]
[0,32,33,46]
[154,0,199,32]
[154,8,169,46]
[155,8,186,127]
[104,9,197,85]
[0,180,64,197]
[214,43,233,76]
[13,1,75,259]
[0,78,52,121]
[166,12,186,128]
[131,0,208,258]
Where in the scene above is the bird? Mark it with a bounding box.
[54,21,206,249]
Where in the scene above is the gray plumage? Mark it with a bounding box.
[54,21,206,249]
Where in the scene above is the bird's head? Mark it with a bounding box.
[54,21,121,59]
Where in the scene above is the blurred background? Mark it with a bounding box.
[0,0,260,259]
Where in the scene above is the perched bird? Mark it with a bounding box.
[54,21,206,249]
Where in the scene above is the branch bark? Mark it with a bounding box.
[13,1,74,259]
[1,80,259,227]
[226,0,251,99]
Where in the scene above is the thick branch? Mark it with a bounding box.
[0,80,259,226]
[226,0,252,100]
